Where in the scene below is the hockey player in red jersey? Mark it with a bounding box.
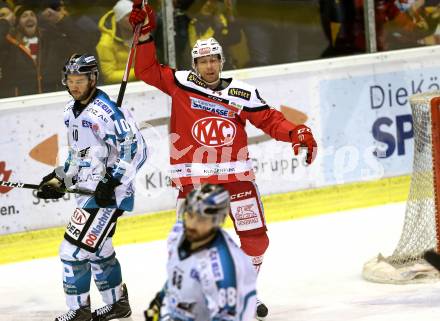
[129,1,317,319]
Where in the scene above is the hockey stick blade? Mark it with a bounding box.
[0,180,94,196]
[423,250,440,272]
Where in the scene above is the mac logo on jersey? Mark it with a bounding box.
[191,117,236,147]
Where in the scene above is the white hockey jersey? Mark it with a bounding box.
[62,89,147,210]
[161,222,257,321]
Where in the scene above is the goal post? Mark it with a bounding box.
[362,92,440,284]
[432,96,440,250]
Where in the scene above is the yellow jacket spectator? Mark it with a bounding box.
[188,0,232,53]
[96,0,136,84]
[188,0,247,69]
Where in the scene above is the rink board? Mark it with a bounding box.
[2,45,440,235]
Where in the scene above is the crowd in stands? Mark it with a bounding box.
[0,0,100,97]
[0,0,439,98]
[320,0,440,57]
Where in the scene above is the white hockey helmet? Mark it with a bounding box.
[191,37,225,71]
[184,184,230,226]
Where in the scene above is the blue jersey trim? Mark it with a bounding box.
[61,258,89,266]
[137,138,148,171]
[72,247,81,260]
[90,252,116,265]
[119,196,134,211]
[64,151,73,173]
[213,233,237,316]
[215,233,237,288]
[103,134,117,145]
[94,92,140,180]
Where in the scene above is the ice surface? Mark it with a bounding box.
[2,203,440,321]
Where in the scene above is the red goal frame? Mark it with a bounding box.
[430,97,440,252]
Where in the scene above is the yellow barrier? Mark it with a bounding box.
[0,175,410,264]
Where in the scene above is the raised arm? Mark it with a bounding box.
[134,40,177,95]
[130,1,177,95]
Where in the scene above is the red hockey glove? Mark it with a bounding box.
[129,4,156,35]
[290,124,317,165]
[129,8,146,28]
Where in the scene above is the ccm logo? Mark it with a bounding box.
[191,117,236,147]
[230,191,252,200]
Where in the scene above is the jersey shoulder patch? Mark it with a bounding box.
[227,79,255,101]
[93,90,118,116]
[175,70,209,89]
[226,79,268,111]
[93,98,116,116]
[85,90,118,125]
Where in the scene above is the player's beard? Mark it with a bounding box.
[70,84,94,102]
[185,227,216,243]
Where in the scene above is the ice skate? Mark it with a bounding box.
[55,307,92,321]
[92,284,132,321]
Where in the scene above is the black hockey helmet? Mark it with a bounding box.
[62,53,99,85]
[184,184,230,226]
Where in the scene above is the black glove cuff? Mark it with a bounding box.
[37,185,65,199]
[102,172,121,187]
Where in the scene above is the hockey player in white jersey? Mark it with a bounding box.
[145,184,257,321]
[37,53,147,321]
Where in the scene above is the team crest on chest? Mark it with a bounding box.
[191,117,236,147]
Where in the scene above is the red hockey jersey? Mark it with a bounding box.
[134,40,296,186]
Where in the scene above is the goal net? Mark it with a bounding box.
[362,92,440,284]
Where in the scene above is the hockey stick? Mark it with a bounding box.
[424,250,440,272]
[0,180,94,196]
[116,0,146,107]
